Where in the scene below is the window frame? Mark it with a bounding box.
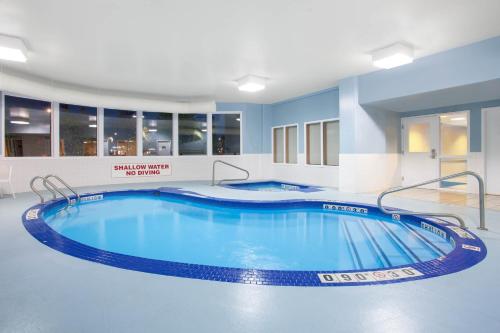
[2,91,54,158]
[0,91,247,160]
[304,118,339,167]
[58,103,99,158]
[177,112,209,156]
[211,111,243,156]
[272,123,299,165]
[141,111,174,157]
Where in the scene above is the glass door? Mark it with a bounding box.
[401,116,440,188]
[439,112,469,191]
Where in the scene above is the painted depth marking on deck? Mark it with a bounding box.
[318,267,423,284]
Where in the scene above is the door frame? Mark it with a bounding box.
[401,110,470,192]
[481,106,500,194]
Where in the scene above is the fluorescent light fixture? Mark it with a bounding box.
[237,75,266,92]
[201,128,207,132]
[451,117,466,121]
[89,124,97,128]
[10,120,30,125]
[236,117,241,122]
[10,116,30,125]
[0,34,28,63]
[148,128,157,132]
[372,43,414,69]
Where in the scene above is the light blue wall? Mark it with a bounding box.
[267,88,339,153]
[401,98,500,152]
[339,77,400,154]
[217,89,339,155]
[358,36,500,105]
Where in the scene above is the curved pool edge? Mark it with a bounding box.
[22,187,487,287]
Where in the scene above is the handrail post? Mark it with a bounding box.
[377,171,487,230]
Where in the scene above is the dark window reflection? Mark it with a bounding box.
[4,95,52,157]
[143,112,173,156]
[212,113,241,155]
[60,104,97,156]
[178,114,207,155]
[103,109,137,156]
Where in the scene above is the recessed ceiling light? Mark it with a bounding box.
[372,43,414,69]
[237,75,266,92]
[0,34,28,63]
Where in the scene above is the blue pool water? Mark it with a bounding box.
[42,193,453,271]
[225,181,321,192]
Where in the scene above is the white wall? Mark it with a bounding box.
[2,155,266,193]
[265,153,340,188]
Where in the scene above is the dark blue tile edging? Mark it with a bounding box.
[22,188,487,287]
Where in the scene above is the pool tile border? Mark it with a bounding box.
[22,187,487,287]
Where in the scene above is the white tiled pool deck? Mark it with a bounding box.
[1,181,500,333]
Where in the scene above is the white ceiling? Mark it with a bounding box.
[1,0,500,104]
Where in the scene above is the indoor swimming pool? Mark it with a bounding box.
[23,188,486,286]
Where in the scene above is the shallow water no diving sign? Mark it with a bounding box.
[112,163,172,178]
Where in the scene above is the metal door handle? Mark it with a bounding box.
[430,149,436,159]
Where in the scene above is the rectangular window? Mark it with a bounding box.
[59,103,97,156]
[285,125,298,164]
[323,120,339,166]
[178,113,207,155]
[4,95,52,157]
[273,127,284,163]
[212,113,241,155]
[143,112,173,156]
[306,123,321,165]
[103,109,137,156]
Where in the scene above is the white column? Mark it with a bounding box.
[136,110,143,157]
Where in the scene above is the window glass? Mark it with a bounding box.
[103,109,137,156]
[323,121,339,166]
[306,123,321,165]
[59,104,97,156]
[212,113,241,155]
[440,113,468,157]
[408,122,430,153]
[143,112,173,156]
[4,95,52,157]
[285,125,297,164]
[178,114,207,155]
[273,127,284,163]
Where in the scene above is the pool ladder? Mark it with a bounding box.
[211,160,250,185]
[377,171,486,230]
[30,175,80,207]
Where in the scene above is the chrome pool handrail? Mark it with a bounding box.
[377,171,486,230]
[44,174,80,203]
[30,176,50,204]
[211,160,250,186]
[43,178,72,206]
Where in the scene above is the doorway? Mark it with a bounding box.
[401,111,469,191]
